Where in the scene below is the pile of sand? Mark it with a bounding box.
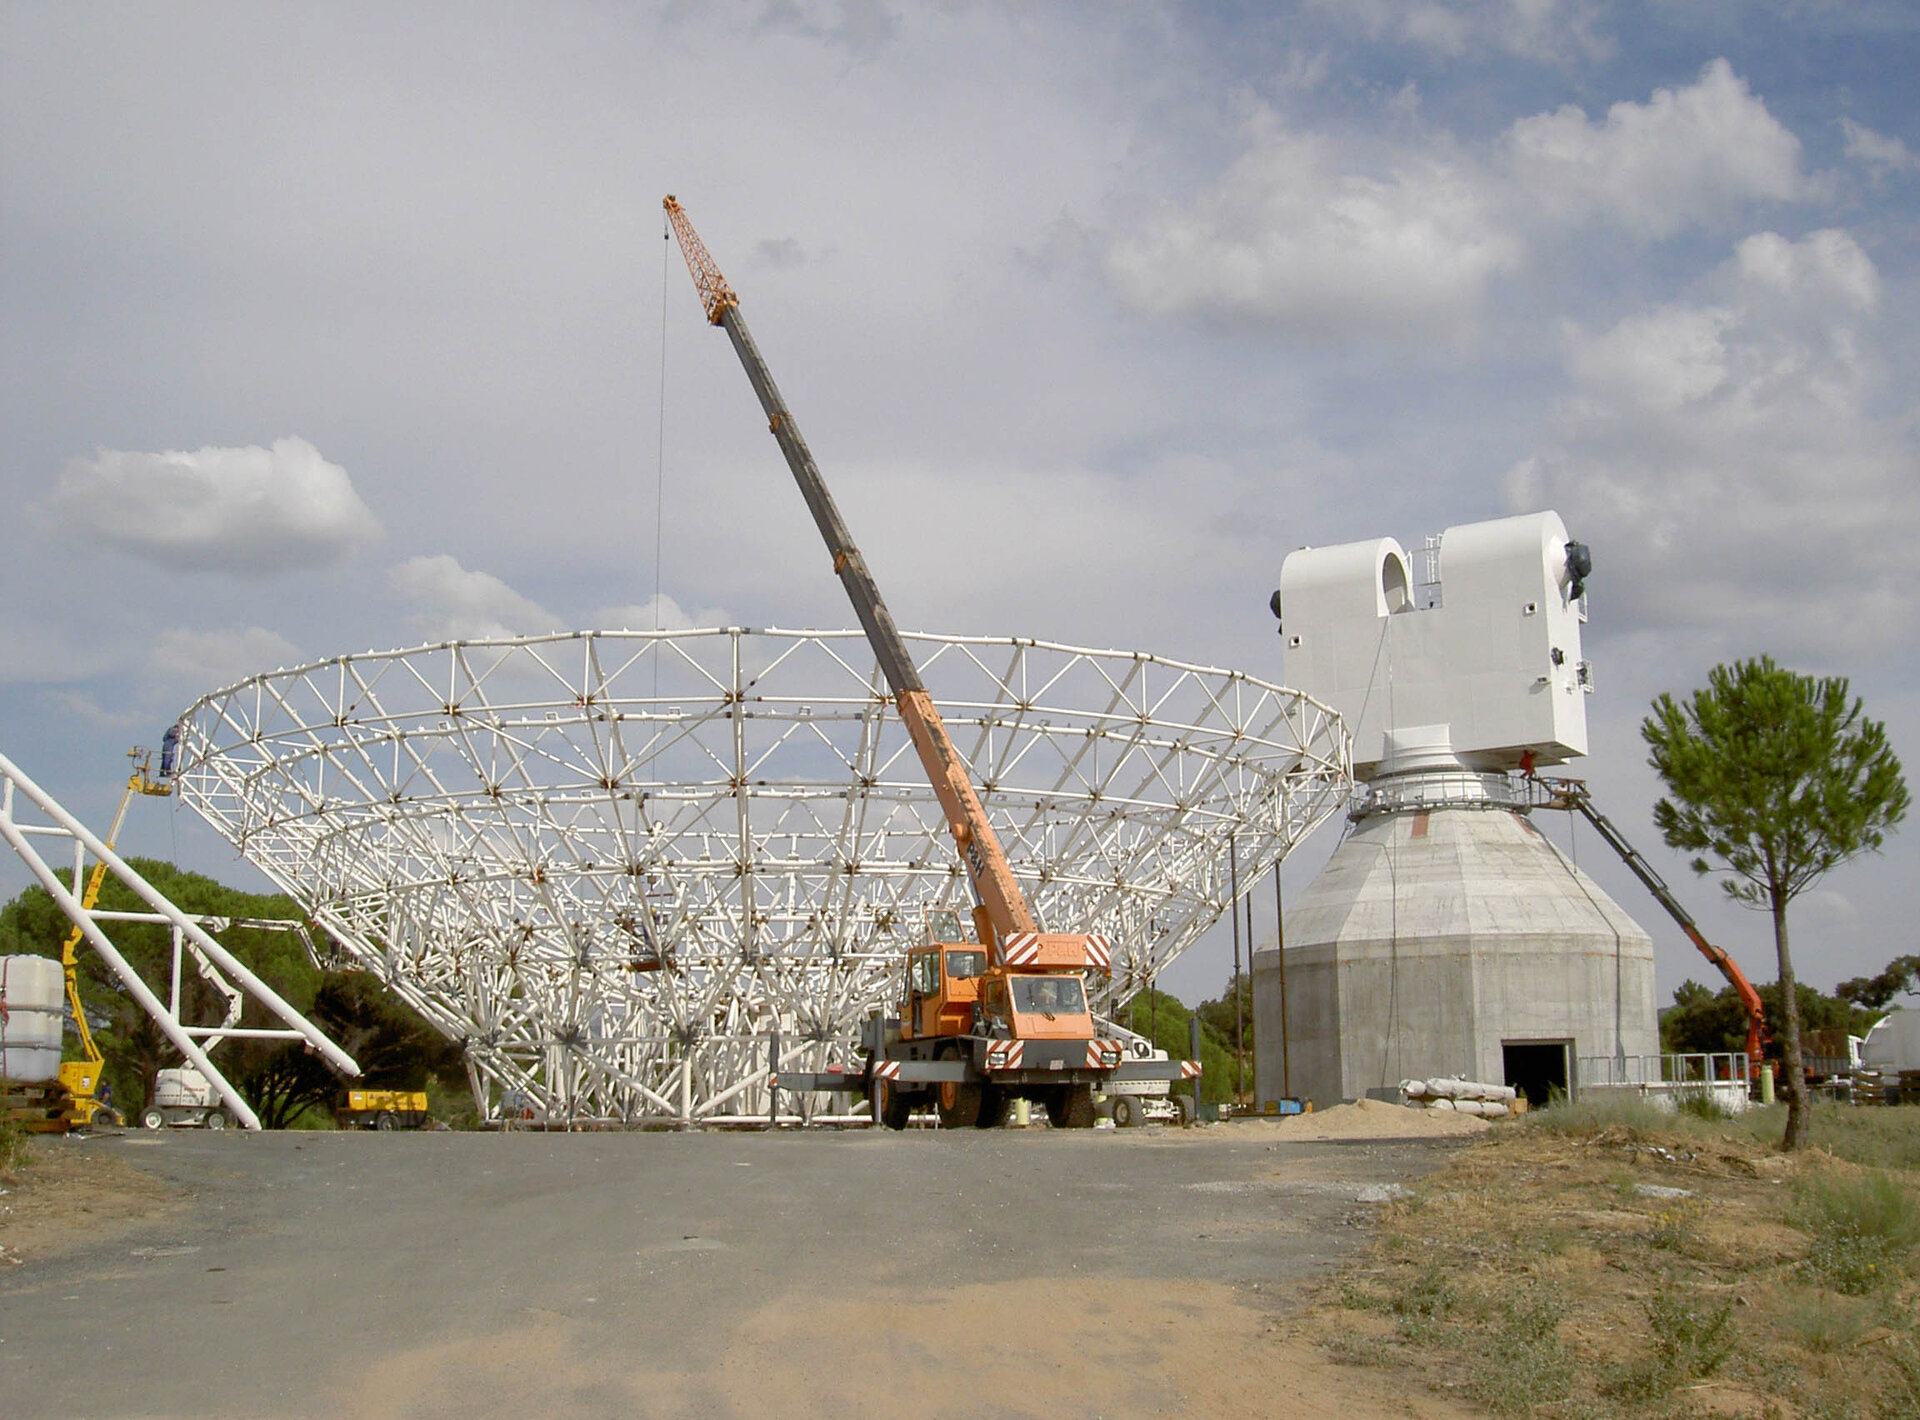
[1246,1097,1493,1142]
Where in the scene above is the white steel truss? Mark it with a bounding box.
[0,751,362,1129]
[171,629,1350,1125]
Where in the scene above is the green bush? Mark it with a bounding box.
[0,1115,26,1174]
[1468,1284,1575,1417]
[1525,1091,1670,1139]
[1797,1171,1920,1295]
[1675,1087,1733,1121]
[1609,1282,1736,1401]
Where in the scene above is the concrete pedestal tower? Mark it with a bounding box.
[1253,513,1658,1108]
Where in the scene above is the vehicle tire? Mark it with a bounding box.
[1058,1083,1096,1129]
[1174,1093,1197,1128]
[879,1079,912,1131]
[1110,1093,1140,1129]
[204,1109,228,1131]
[974,1086,1009,1129]
[937,1079,983,1129]
[141,1107,166,1131]
[375,1111,398,1132]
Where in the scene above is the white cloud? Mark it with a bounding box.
[1312,0,1614,64]
[1840,117,1919,175]
[388,555,561,642]
[38,437,382,573]
[1504,60,1804,238]
[148,625,304,692]
[1508,229,1919,660]
[592,593,731,633]
[1105,118,1519,339]
[0,618,121,685]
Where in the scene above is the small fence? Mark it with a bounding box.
[1575,1053,1751,1113]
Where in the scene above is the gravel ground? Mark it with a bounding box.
[1,1123,1475,1420]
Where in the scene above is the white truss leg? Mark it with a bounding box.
[0,751,361,1129]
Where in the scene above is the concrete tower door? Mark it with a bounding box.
[1503,1040,1570,1108]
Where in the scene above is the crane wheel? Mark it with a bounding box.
[1110,1094,1141,1128]
[204,1110,229,1131]
[879,1079,912,1131]
[975,1086,1009,1129]
[1173,1093,1197,1128]
[141,1107,165,1131]
[1058,1084,1096,1130]
[937,1080,984,1129]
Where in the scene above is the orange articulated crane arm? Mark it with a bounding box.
[663,196,1042,955]
[1532,775,1767,1074]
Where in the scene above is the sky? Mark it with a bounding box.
[2,1,1916,1010]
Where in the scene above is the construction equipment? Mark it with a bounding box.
[0,747,363,1129]
[56,745,176,1126]
[1529,775,1766,1078]
[337,1088,432,1130]
[664,196,1198,1127]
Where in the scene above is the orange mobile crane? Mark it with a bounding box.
[1529,775,1767,1079]
[664,196,1197,1128]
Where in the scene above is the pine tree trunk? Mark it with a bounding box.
[1774,890,1810,1152]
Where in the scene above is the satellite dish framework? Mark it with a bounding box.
[172,627,1350,1124]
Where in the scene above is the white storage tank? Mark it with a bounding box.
[0,953,67,1083]
[1862,1011,1920,1076]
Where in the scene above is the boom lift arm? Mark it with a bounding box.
[1530,775,1766,1074]
[663,195,1041,958]
[57,746,174,1125]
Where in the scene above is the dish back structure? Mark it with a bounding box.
[173,628,1349,1124]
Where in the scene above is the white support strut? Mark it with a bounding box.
[0,750,362,1130]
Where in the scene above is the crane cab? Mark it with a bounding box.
[978,971,1094,1042]
[901,908,987,1041]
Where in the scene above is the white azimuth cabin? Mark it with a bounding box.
[1252,511,1659,1110]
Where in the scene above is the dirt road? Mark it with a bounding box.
[2,1124,1480,1419]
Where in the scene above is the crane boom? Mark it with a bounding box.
[1531,775,1766,1073]
[663,196,1040,951]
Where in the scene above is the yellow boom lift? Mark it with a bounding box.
[664,197,1198,1128]
[58,742,176,1125]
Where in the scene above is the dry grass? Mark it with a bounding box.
[1309,1097,1920,1419]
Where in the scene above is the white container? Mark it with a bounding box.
[153,1067,216,1109]
[0,953,67,1083]
[1862,1011,1920,1075]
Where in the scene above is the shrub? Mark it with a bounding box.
[0,1115,33,1176]
[1797,1171,1920,1295]
[1525,1092,1669,1139]
[1468,1283,1575,1416]
[1675,1087,1733,1121]
[1609,1282,1736,1401]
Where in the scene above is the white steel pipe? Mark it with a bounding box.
[0,751,360,1078]
[0,810,263,1130]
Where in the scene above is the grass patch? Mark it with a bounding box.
[1312,1097,1920,1419]
[1524,1092,1673,1139]
[1606,1281,1736,1403]
[1674,1087,1733,1122]
[1467,1281,1577,1417]
[1388,1263,1458,1342]
[0,1116,29,1177]
[1796,1169,1920,1294]
[1782,1289,1873,1354]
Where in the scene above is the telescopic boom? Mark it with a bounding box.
[663,196,1041,953]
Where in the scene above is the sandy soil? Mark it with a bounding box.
[5,1126,1487,1420]
[320,1276,1486,1420]
[1231,1097,1493,1143]
[0,1135,179,1266]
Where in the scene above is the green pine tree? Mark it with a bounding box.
[1642,656,1907,1151]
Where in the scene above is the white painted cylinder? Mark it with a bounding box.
[0,954,67,1083]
